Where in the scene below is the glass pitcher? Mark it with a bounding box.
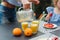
[16,7,35,22]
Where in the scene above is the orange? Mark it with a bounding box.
[12,28,22,36]
[24,28,32,36]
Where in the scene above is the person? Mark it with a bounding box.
[29,0,51,19]
[0,0,39,24]
[45,0,60,26]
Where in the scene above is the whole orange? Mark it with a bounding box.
[24,28,32,36]
[12,28,22,36]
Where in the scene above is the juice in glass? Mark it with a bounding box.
[30,24,38,34]
[21,22,28,31]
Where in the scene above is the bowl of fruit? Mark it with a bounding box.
[43,23,57,29]
[49,36,60,40]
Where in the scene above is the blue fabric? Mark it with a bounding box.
[0,12,3,24]
[46,7,60,26]
[0,5,16,23]
[4,0,22,6]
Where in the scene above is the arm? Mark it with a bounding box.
[45,7,53,21]
[45,13,52,21]
[45,14,51,21]
[28,0,40,5]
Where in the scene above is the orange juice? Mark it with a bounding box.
[30,24,38,34]
[32,20,39,25]
[21,22,28,31]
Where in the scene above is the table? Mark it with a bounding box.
[51,29,60,37]
[38,21,60,33]
[29,21,60,40]
[0,21,60,40]
[0,22,44,40]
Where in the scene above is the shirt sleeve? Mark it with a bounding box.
[46,7,54,13]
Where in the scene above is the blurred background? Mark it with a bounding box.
[0,0,52,19]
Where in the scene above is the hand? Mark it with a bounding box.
[28,0,40,5]
[45,14,51,21]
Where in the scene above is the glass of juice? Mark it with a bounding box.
[21,22,28,31]
[32,20,39,25]
[30,24,38,34]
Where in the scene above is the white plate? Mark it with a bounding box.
[43,23,57,29]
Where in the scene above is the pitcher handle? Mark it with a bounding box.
[18,7,23,11]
